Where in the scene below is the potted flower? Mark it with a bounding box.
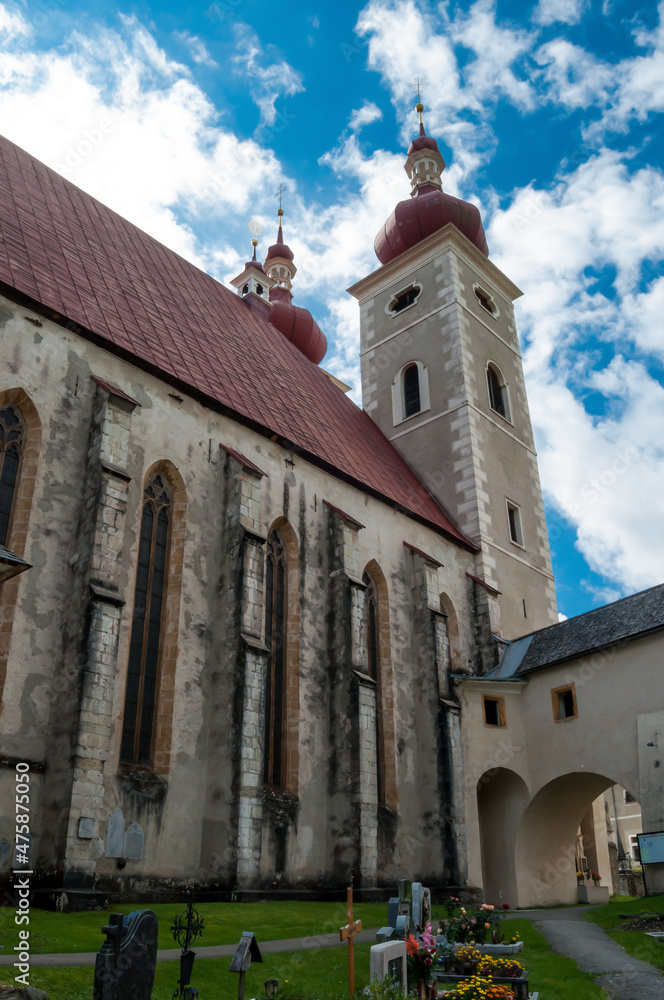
[591,871,601,886]
[405,922,437,1000]
[455,977,516,999]
[576,870,585,885]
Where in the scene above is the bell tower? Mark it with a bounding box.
[348,102,557,639]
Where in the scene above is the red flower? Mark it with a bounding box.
[502,903,510,910]
[424,958,432,966]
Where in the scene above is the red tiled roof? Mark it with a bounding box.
[0,134,473,548]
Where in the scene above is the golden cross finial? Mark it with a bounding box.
[409,76,430,123]
[275,183,287,215]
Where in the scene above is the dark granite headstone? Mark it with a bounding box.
[387,897,400,929]
[93,909,158,1000]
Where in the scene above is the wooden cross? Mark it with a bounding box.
[339,886,362,996]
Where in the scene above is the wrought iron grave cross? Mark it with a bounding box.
[171,892,205,999]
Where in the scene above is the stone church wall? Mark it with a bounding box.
[0,292,486,893]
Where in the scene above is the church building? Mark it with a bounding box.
[3,98,634,905]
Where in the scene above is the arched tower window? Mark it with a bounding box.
[121,473,173,765]
[403,364,421,418]
[0,404,26,547]
[487,363,511,421]
[265,528,288,787]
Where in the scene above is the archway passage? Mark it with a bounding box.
[514,771,617,908]
[477,767,530,907]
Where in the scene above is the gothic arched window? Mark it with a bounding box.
[121,473,172,765]
[264,528,287,787]
[403,364,421,418]
[0,404,25,547]
[487,363,510,420]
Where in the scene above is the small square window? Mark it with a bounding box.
[483,695,506,728]
[507,501,524,546]
[552,683,578,722]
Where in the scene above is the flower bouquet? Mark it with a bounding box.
[455,977,516,999]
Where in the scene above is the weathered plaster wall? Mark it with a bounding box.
[0,291,483,892]
[457,630,664,906]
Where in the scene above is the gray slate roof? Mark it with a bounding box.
[491,582,664,678]
[0,543,30,567]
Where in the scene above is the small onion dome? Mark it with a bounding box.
[265,220,295,262]
[408,123,441,156]
[375,187,489,264]
[245,258,266,273]
[270,299,327,364]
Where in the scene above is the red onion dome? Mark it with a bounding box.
[375,187,489,264]
[265,221,294,262]
[408,125,441,156]
[245,259,265,273]
[270,300,327,364]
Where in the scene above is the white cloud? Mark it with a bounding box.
[533,0,589,26]
[349,102,382,132]
[535,39,613,109]
[173,30,217,68]
[0,15,283,269]
[0,3,28,40]
[446,0,536,111]
[232,24,304,129]
[489,151,664,593]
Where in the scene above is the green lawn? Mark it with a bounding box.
[0,905,616,1000]
[584,893,664,973]
[0,901,386,955]
[5,942,372,1000]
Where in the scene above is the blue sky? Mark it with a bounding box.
[0,0,663,620]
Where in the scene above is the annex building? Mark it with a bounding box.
[0,103,662,907]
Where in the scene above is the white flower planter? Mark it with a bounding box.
[577,885,610,904]
[452,940,524,954]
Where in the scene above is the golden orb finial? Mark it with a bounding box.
[277,207,284,218]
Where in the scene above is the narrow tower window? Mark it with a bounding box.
[403,364,421,418]
[507,501,524,546]
[121,473,172,765]
[487,364,510,420]
[0,404,25,548]
[265,529,287,788]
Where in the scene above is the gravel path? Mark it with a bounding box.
[0,928,379,967]
[533,914,664,999]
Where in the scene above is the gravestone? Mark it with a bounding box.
[93,909,158,1000]
[376,927,395,943]
[106,807,125,859]
[412,884,432,930]
[370,940,407,995]
[124,822,144,861]
[78,817,95,839]
[387,897,400,929]
[395,914,410,940]
[229,931,262,1000]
